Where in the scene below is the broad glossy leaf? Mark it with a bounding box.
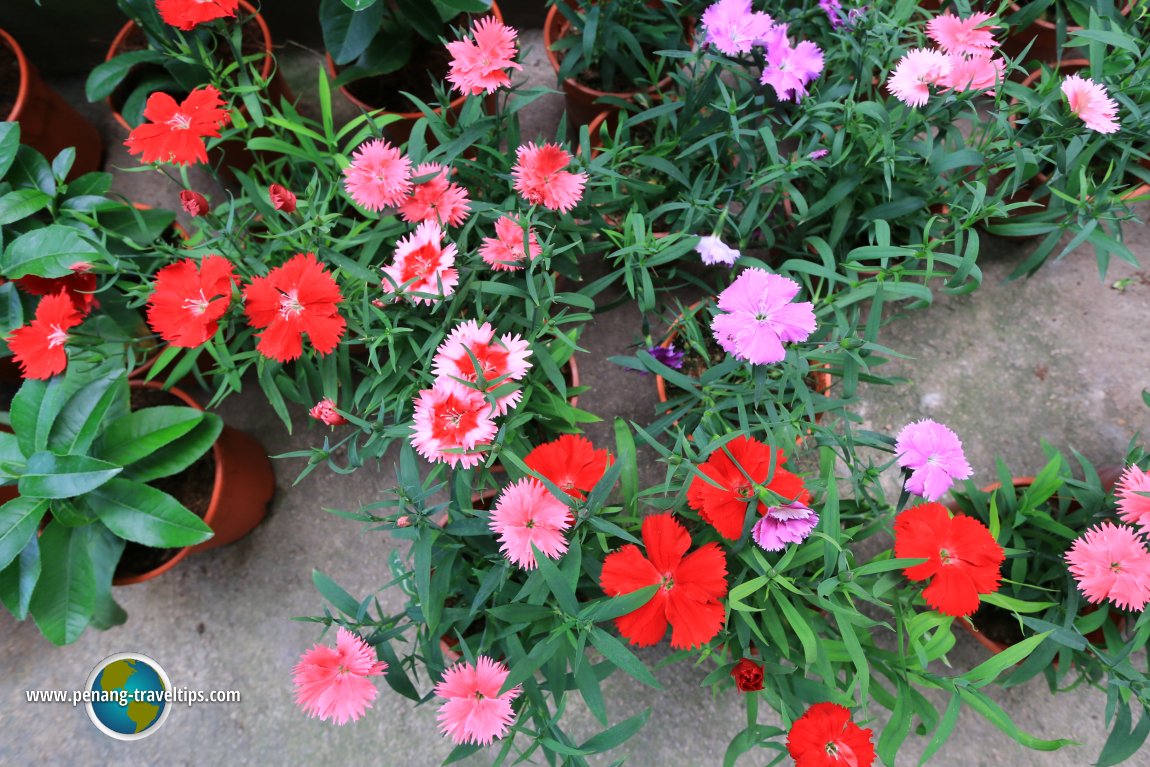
[0,122,20,178]
[120,413,221,483]
[2,225,102,279]
[85,478,212,548]
[18,452,121,499]
[94,406,204,468]
[0,496,49,571]
[29,522,95,645]
[48,372,129,456]
[0,534,40,619]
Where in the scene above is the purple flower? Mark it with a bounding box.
[752,502,819,551]
[701,0,774,56]
[808,149,829,160]
[847,6,868,27]
[759,25,824,102]
[649,344,685,370]
[895,419,973,501]
[819,0,845,29]
[696,235,740,266]
[711,268,816,365]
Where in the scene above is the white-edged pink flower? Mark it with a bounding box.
[479,215,542,271]
[399,163,471,227]
[380,221,459,305]
[432,319,532,415]
[926,12,998,57]
[1062,74,1120,134]
[512,142,587,213]
[342,138,412,211]
[410,379,498,469]
[488,478,571,569]
[886,48,951,107]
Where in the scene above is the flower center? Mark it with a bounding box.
[939,547,955,565]
[166,111,193,131]
[46,325,69,348]
[825,740,840,757]
[736,482,755,500]
[278,289,304,319]
[182,290,211,316]
[659,572,675,592]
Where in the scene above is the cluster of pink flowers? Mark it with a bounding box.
[1066,465,1150,612]
[886,12,1004,107]
[700,0,824,102]
[410,320,532,468]
[711,268,817,365]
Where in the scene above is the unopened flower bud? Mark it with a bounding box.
[396,515,412,528]
[269,183,297,213]
[179,189,209,216]
[308,397,348,426]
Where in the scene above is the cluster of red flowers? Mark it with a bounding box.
[144,252,345,364]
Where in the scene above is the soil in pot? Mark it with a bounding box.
[339,44,454,114]
[967,603,1024,649]
[113,386,215,580]
[0,38,18,118]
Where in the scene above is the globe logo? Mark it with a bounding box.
[84,653,172,740]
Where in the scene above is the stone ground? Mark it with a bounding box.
[2,3,1149,766]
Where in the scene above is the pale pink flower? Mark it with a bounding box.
[701,0,774,56]
[711,268,816,365]
[399,163,471,227]
[380,221,459,305]
[435,656,521,745]
[479,215,542,271]
[1117,464,1150,530]
[446,16,522,96]
[926,12,998,57]
[410,380,498,469]
[512,142,587,214]
[759,25,824,102]
[1066,522,1150,611]
[488,478,571,569]
[886,48,951,107]
[752,501,819,552]
[343,138,412,211]
[940,53,1004,93]
[894,419,973,501]
[293,628,387,725]
[696,235,740,266]
[432,319,532,415]
[1062,74,1120,134]
[309,397,348,426]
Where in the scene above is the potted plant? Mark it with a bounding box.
[945,446,1150,763]
[0,365,219,645]
[0,27,103,178]
[1002,0,1136,65]
[544,0,695,126]
[319,0,501,143]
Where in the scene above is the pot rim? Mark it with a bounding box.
[0,27,30,123]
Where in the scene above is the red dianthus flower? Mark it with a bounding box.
[124,86,231,166]
[242,253,346,362]
[787,702,876,767]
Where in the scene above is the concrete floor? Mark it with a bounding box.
[2,7,1149,767]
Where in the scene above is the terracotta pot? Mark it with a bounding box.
[325,3,503,146]
[113,381,276,585]
[1002,2,1134,66]
[0,27,104,178]
[105,0,293,173]
[543,4,681,129]
[583,109,613,159]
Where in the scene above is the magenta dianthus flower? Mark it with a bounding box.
[759,26,824,102]
[752,501,819,551]
[711,268,816,365]
[701,0,774,56]
[894,419,973,501]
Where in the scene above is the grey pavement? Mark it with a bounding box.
[2,6,1148,767]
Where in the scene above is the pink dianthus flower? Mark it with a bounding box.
[432,319,532,415]
[700,0,774,56]
[435,656,521,745]
[926,12,998,57]
[1066,522,1150,611]
[343,139,412,211]
[711,268,816,365]
[1062,74,1120,134]
[479,215,542,271]
[894,419,973,501]
[380,221,459,305]
[399,163,471,227]
[886,48,950,107]
[752,501,819,552]
[410,380,498,469]
[512,142,587,214]
[488,478,571,569]
[293,628,386,725]
[446,16,522,96]
[759,25,824,102]
[1117,464,1150,530]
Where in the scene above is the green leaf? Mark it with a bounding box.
[120,414,222,483]
[589,627,661,689]
[18,452,122,499]
[957,686,1076,751]
[8,145,55,195]
[0,496,49,571]
[1096,703,1150,767]
[580,585,657,623]
[2,225,101,279]
[918,690,962,766]
[0,189,51,226]
[963,631,1051,688]
[312,569,361,617]
[29,522,96,645]
[11,376,70,457]
[84,478,212,548]
[0,534,40,620]
[321,0,385,65]
[578,709,651,754]
[534,543,579,615]
[48,372,128,456]
[0,122,20,178]
[85,50,168,101]
[86,523,126,631]
[94,407,204,467]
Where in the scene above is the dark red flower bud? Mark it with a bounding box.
[269,183,297,213]
[731,658,764,692]
[179,190,209,217]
